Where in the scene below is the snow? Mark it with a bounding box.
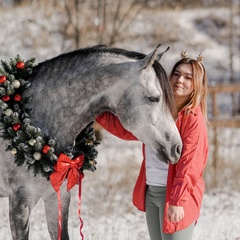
[1,131,240,240]
[0,2,240,240]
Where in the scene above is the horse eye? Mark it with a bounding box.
[148,96,159,102]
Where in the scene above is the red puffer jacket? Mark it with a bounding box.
[96,106,208,234]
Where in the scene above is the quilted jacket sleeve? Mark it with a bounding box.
[169,109,208,206]
[96,112,138,141]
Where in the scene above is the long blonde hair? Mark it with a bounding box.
[169,58,208,119]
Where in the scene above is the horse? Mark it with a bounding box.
[0,44,182,239]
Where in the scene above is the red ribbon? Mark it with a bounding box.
[50,153,85,240]
[50,153,84,192]
[78,173,84,240]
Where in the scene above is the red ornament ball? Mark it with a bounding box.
[42,145,51,154]
[2,95,10,102]
[0,75,7,84]
[16,61,25,69]
[13,123,21,131]
[14,94,22,102]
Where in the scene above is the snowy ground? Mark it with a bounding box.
[0,131,240,240]
[0,2,240,240]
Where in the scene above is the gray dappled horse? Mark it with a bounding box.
[0,45,182,239]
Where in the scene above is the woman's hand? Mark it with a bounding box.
[167,205,184,223]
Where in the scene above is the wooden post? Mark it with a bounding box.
[209,87,218,187]
[209,84,240,187]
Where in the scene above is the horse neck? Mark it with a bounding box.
[26,54,131,151]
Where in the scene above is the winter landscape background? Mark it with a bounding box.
[0,0,239,239]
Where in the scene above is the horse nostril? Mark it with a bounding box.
[176,144,182,156]
[170,144,182,162]
[171,144,182,159]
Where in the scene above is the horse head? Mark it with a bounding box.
[109,45,182,164]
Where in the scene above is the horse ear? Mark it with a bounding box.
[140,44,161,69]
[156,46,170,62]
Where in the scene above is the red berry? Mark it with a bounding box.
[0,75,6,84]
[42,145,51,154]
[2,95,10,102]
[16,61,25,69]
[13,123,21,131]
[14,94,22,102]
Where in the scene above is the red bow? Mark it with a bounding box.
[50,153,84,192]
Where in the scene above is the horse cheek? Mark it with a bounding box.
[117,92,138,129]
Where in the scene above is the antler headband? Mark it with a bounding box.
[196,53,203,62]
[180,50,203,63]
[180,50,188,59]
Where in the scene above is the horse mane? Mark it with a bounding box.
[37,45,146,65]
[33,45,176,118]
[152,61,177,118]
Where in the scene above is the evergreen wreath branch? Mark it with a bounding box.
[0,55,99,179]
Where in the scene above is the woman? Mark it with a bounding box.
[96,52,209,240]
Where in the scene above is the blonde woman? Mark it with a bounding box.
[97,52,209,240]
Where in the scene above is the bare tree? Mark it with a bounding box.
[60,0,150,48]
[108,0,149,46]
[96,0,106,44]
[228,0,239,115]
[62,0,83,49]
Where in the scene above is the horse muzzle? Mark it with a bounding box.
[158,142,182,164]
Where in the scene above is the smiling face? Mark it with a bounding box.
[170,63,194,108]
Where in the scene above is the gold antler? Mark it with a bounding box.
[196,53,203,62]
[181,50,187,59]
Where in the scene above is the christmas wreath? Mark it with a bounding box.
[0,55,99,180]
